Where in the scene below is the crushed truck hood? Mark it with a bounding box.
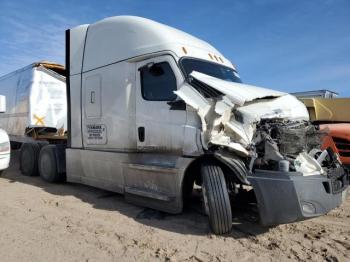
[190,71,285,106]
[188,71,309,122]
[175,72,310,156]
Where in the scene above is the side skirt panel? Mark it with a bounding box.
[66,148,194,213]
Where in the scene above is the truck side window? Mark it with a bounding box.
[141,62,177,101]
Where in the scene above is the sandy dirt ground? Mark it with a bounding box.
[0,151,349,262]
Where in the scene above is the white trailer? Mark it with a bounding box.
[0,62,67,146]
[17,16,349,235]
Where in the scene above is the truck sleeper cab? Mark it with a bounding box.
[21,16,349,235]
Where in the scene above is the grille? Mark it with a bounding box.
[333,137,350,157]
[340,151,350,157]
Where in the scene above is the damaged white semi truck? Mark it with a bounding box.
[19,16,349,234]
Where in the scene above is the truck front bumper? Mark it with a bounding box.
[247,167,349,226]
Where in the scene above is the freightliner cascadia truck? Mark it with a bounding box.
[13,16,349,234]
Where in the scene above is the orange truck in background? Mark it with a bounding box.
[300,98,350,168]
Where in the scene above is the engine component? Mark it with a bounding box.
[253,120,325,171]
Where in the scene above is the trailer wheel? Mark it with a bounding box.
[39,145,65,183]
[201,164,232,235]
[20,143,40,176]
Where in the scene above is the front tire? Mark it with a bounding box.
[201,164,232,234]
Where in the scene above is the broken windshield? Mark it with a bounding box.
[180,57,242,83]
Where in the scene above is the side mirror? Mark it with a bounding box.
[0,95,6,113]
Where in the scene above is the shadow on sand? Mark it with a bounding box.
[1,150,269,238]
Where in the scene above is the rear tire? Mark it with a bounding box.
[201,164,232,235]
[39,145,65,183]
[20,143,40,176]
[11,141,22,150]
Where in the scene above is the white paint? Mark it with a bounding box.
[176,72,310,158]
[174,84,212,137]
[0,95,6,113]
[294,152,324,176]
[30,66,67,130]
[77,16,233,72]
[0,128,10,171]
[190,71,285,106]
[214,96,234,115]
[237,95,310,123]
[69,24,89,75]
[0,63,67,137]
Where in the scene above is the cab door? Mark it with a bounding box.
[135,55,186,154]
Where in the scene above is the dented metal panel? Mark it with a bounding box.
[176,71,333,176]
[190,71,285,105]
[176,73,308,149]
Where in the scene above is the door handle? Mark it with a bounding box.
[138,127,145,142]
[90,91,95,104]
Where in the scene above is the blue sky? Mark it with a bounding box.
[0,0,349,96]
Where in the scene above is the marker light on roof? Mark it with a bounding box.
[208,53,213,60]
[182,47,187,54]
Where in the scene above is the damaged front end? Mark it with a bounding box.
[249,119,349,225]
[253,119,325,175]
[176,71,349,225]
